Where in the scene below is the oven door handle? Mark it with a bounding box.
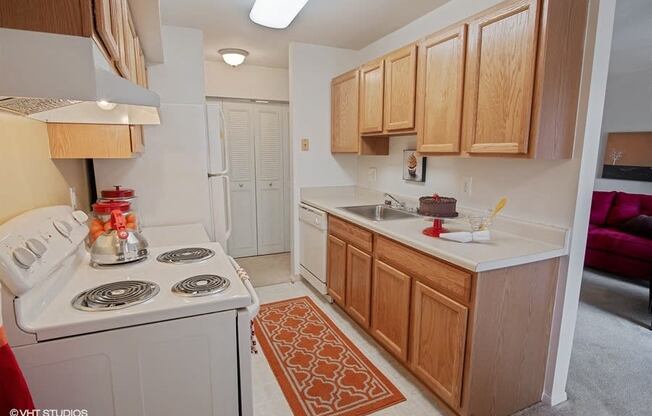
[228,256,260,319]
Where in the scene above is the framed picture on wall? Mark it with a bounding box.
[602,132,652,182]
[402,150,426,182]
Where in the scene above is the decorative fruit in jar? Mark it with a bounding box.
[87,201,138,246]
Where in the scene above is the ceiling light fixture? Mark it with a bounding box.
[219,48,249,67]
[249,0,310,29]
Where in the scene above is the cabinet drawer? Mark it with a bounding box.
[376,236,472,303]
[328,216,373,253]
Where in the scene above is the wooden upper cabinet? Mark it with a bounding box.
[462,0,540,155]
[113,0,130,77]
[345,245,372,329]
[359,59,385,134]
[94,0,120,60]
[0,0,93,37]
[327,234,347,306]
[410,280,468,409]
[331,70,360,153]
[371,259,411,362]
[48,123,144,159]
[383,44,417,132]
[416,25,467,153]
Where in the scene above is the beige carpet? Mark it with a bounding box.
[518,269,652,416]
[236,253,293,288]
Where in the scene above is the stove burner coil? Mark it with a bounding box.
[72,280,160,311]
[172,274,230,297]
[157,248,215,264]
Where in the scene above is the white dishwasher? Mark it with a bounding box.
[299,203,328,295]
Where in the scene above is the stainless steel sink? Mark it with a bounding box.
[339,205,418,221]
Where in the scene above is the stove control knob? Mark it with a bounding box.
[13,247,37,269]
[26,238,47,258]
[72,210,88,225]
[53,220,73,238]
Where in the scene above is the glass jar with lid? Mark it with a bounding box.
[98,186,140,230]
[87,201,139,247]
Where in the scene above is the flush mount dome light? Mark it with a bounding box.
[249,0,310,29]
[219,48,249,67]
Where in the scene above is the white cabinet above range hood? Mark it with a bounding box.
[0,28,160,125]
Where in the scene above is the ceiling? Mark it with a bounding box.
[609,0,652,74]
[160,0,450,68]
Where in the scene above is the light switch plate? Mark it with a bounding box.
[368,167,377,183]
[462,176,473,196]
[301,138,309,151]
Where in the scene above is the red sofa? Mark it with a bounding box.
[586,191,652,280]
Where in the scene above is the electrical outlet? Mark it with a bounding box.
[462,176,473,196]
[301,138,310,151]
[368,167,377,183]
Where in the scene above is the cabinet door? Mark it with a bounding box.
[48,124,133,159]
[359,59,384,134]
[224,103,258,258]
[345,245,372,328]
[254,105,286,255]
[113,0,129,77]
[383,44,417,132]
[463,0,540,154]
[327,235,347,306]
[371,260,411,362]
[331,70,359,153]
[410,280,468,409]
[417,25,466,153]
[124,4,138,82]
[94,0,120,60]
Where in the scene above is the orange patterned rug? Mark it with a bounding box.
[254,296,405,416]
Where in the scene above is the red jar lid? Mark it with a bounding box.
[100,185,135,199]
[92,201,131,214]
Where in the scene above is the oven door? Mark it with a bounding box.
[14,311,240,416]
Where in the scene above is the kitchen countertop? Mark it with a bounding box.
[300,186,569,273]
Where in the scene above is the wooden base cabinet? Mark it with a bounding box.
[410,280,468,409]
[370,260,411,362]
[326,234,347,306]
[345,245,372,328]
[325,214,561,416]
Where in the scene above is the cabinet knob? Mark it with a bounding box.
[239,184,244,188]
[269,182,273,187]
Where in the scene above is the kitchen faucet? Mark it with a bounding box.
[384,193,406,209]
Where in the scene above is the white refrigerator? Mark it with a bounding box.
[206,101,232,249]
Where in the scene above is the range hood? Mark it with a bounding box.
[0,28,160,125]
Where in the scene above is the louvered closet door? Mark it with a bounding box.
[253,104,287,255]
[224,102,258,258]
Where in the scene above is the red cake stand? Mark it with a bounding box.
[421,214,461,238]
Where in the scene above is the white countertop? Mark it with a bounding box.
[300,186,569,273]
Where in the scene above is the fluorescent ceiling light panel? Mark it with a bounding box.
[249,0,310,29]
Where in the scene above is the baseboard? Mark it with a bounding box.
[542,391,567,406]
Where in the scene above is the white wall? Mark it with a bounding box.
[205,60,289,101]
[594,0,652,194]
[358,138,580,227]
[289,42,359,273]
[94,26,213,235]
[595,68,652,194]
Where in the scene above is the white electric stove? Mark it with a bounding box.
[0,206,259,416]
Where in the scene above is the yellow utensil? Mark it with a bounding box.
[481,197,507,230]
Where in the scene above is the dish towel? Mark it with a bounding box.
[233,265,259,355]
[0,327,36,414]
